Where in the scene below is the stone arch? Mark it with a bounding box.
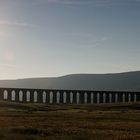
[115,93,118,103]
[134,94,137,102]
[56,91,60,104]
[3,90,8,100]
[42,91,46,103]
[109,93,112,103]
[26,91,30,102]
[50,91,53,104]
[63,92,67,103]
[76,92,79,104]
[19,90,23,102]
[128,93,131,102]
[90,93,94,104]
[97,93,100,104]
[84,92,87,104]
[103,93,106,103]
[122,93,125,103]
[11,90,16,101]
[70,92,73,104]
[34,91,38,103]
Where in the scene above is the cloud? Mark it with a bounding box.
[31,0,140,9]
[0,20,34,28]
[47,0,93,5]
[32,0,112,6]
[46,0,140,7]
[65,32,108,48]
[3,51,15,62]
[0,63,17,68]
[47,0,109,5]
[101,37,108,41]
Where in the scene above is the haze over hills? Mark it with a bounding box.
[0,71,140,91]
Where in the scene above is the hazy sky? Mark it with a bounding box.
[0,0,140,79]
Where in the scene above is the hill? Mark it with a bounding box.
[0,71,140,91]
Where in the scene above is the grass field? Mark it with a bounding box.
[0,101,139,140]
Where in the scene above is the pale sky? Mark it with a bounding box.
[0,0,140,79]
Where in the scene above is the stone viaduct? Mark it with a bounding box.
[0,88,140,104]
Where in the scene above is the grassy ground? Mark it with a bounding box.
[0,101,139,140]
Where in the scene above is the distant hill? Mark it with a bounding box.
[0,71,140,91]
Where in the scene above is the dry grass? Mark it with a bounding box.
[0,101,139,140]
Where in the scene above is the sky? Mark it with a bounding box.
[0,0,140,79]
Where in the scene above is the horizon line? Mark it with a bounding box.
[0,70,140,81]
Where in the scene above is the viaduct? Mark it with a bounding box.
[0,88,140,104]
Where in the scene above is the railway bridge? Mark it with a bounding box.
[0,88,140,104]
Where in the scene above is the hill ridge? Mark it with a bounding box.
[0,71,140,91]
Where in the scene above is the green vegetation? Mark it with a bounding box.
[0,101,139,140]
